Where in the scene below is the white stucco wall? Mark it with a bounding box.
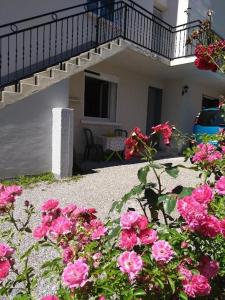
[69,58,163,157]
[162,79,224,133]
[0,80,69,179]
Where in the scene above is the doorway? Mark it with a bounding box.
[146,86,162,135]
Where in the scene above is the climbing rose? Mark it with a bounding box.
[62,246,74,264]
[41,199,59,211]
[198,215,221,238]
[5,185,22,196]
[90,219,107,240]
[152,122,173,145]
[120,211,140,230]
[183,274,211,297]
[0,260,11,281]
[139,228,158,245]
[62,259,89,288]
[198,256,219,279]
[191,184,213,205]
[215,176,225,195]
[98,296,106,300]
[221,218,225,237]
[135,215,148,230]
[151,240,174,264]
[119,229,138,250]
[117,251,143,280]
[41,296,59,300]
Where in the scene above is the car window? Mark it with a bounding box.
[198,110,225,126]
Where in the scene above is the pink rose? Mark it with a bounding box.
[41,296,59,300]
[5,185,22,196]
[62,204,77,216]
[90,219,107,240]
[139,228,158,245]
[152,240,175,264]
[136,215,148,230]
[215,176,225,195]
[198,215,221,238]
[190,274,211,297]
[120,211,140,230]
[119,229,137,250]
[0,260,11,280]
[63,246,74,264]
[221,218,225,237]
[117,251,143,281]
[0,244,14,258]
[50,216,73,237]
[191,184,213,205]
[41,199,59,211]
[98,296,106,300]
[93,252,102,268]
[62,259,89,288]
[33,224,49,240]
[198,256,219,279]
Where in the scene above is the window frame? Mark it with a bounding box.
[83,72,118,123]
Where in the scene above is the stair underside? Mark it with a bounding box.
[0,39,125,109]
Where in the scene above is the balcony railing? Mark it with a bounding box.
[0,0,206,88]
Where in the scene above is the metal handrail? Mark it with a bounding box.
[0,1,218,89]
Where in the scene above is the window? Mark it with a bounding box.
[84,75,117,121]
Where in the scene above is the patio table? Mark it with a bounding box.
[96,135,125,161]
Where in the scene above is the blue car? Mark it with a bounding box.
[193,108,225,145]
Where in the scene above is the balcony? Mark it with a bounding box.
[0,0,210,88]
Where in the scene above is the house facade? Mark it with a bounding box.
[0,0,225,179]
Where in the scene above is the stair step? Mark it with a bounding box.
[1,91,21,103]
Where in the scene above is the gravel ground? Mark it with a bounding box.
[5,157,202,298]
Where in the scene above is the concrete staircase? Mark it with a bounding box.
[0,39,124,109]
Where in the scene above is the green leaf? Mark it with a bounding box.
[138,165,150,184]
[168,277,176,294]
[149,163,164,169]
[163,196,177,214]
[179,291,188,300]
[13,295,30,300]
[133,288,147,296]
[165,166,179,178]
[178,187,193,198]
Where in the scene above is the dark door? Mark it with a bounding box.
[146,87,162,135]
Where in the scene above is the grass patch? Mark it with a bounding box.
[1,172,82,189]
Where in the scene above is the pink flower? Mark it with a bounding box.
[178,265,192,281]
[139,228,158,245]
[192,143,222,163]
[41,296,59,300]
[0,260,11,281]
[191,184,213,205]
[136,215,149,230]
[183,274,211,297]
[215,176,225,195]
[90,219,107,240]
[50,216,73,237]
[198,256,219,279]
[93,252,102,268]
[63,246,74,264]
[62,204,77,216]
[62,259,89,289]
[119,229,137,250]
[0,191,14,208]
[98,296,106,300]
[5,185,22,196]
[177,196,207,230]
[41,199,59,212]
[33,224,49,240]
[152,122,173,145]
[120,211,140,230]
[151,240,175,264]
[221,218,225,237]
[117,251,143,281]
[0,244,14,258]
[198,215,221,238]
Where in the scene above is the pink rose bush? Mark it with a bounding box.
[0,125,225,299]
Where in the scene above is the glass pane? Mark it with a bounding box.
[198,110,225,126]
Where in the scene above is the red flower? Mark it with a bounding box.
[124,128,149,160]
[152,122,173,145]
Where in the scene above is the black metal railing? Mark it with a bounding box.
[0,0,205,88]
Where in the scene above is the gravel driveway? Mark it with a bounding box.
[18,157,200,219]
[6,157,202,298]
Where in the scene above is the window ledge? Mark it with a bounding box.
[81,119,122,127]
